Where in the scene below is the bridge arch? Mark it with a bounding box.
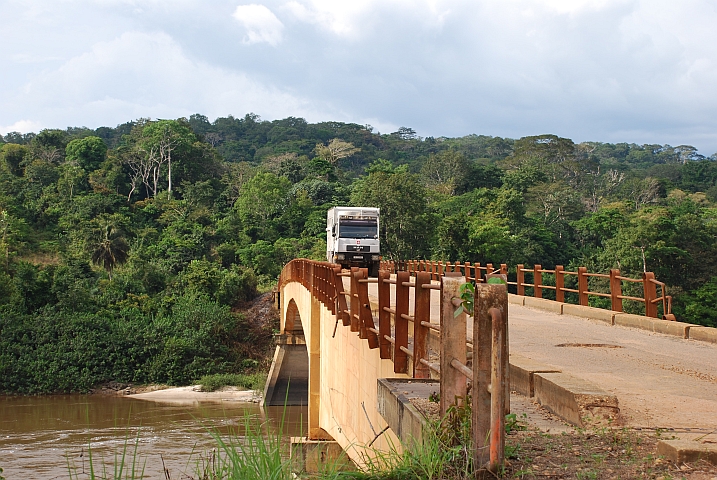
[284,298,304,335]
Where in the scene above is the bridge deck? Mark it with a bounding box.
[356,277,717,431]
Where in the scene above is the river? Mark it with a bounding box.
[0,394,307,479]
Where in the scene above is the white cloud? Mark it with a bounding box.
[2,0,717,153]
[232,4,284,45]
[0,120,44,135]
[1,31,334,131]
[283,0,451,38]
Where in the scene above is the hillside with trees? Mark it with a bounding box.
[1,113,716,393]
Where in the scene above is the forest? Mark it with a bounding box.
[1,113,716,393]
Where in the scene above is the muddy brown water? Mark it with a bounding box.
[0,395,307,479]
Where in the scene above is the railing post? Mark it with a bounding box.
[334,266,350,326]
[378,269,391,359]
[516,264,525,296]
[486,263,494,275]
[610,269,623,312]
[473,282,508,472]
[465,262,471,281]
[440,275,467,417]
[500,264,508,276]
[413,272,432,378]
[394,271,411,374]
[350,267,360,332]
[643,272,658,318]
[578,266,589,306]
[534,264,542,298]
[555,265,565,303]
[357,268,379,348]
[474,263,482,282]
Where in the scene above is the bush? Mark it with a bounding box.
[196,372,265,392]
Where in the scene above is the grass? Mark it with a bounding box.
[194,413,292,480]
[322,430,458,480]
[196,372,266,393]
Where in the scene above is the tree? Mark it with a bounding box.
[234,172,291,242]
[350,162,433,259]
[0,144,30,175]
[140,120,196,199]
[421,150,470,195]
[314,138,359,165]
[31,129,67,164]
[90,221,129,280]
[65,136,107,172]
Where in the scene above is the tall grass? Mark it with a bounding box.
[195,413,292,480]
[322,429,462,480]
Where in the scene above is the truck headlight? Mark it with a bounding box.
[372,255,380,261]
[337,254,345,261]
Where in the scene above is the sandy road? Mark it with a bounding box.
[508,303,717,431]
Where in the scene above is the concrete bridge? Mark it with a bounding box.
[265,259,717,470]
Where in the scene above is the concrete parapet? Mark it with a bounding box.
[508,294,525,306]
[614,314,693,338]
[377,378,439,445]
[562,304,615,325]
[509,355,561,397]
[657,439,717,465]
[688,326,717,344]
[533,372,619,427]
[523,296,563,314]
[650,319,694,338]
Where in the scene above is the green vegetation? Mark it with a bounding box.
[199,414,294,480]
[197,371,266,392]
[1,115,717,393]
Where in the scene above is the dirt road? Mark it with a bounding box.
[508,303,717,431]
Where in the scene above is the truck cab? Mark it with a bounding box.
[327,207,380,277]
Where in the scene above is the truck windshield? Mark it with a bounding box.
[339,219,378,239]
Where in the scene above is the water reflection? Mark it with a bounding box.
[0,394,307,479]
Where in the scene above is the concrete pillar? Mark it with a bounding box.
[309,294,324,439]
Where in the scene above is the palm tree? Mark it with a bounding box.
[91,224,129,280]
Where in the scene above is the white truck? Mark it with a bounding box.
[326,206,381,276]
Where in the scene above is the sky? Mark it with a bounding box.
[1,0,717,155]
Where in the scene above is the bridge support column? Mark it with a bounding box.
[309,294,328,439]
[290,437,353,474]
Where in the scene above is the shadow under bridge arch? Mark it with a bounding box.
[263,298,308,406]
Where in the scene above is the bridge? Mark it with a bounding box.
[264,259,717,472]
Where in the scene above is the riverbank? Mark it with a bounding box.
[128,385,262,404]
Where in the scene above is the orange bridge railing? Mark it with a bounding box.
[381,260,673,320]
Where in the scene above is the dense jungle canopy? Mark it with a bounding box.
[1,113,716,393]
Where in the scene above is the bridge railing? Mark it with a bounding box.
[279,258,509,472]
[381,260,673,320]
